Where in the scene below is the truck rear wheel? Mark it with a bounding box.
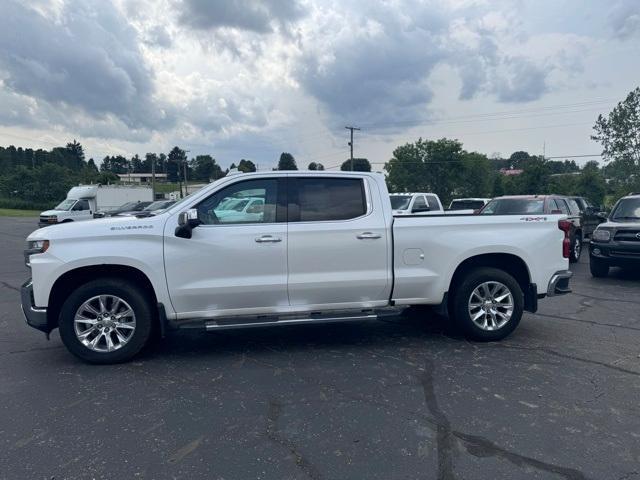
[451,267,523,341]
[58,278,153,364]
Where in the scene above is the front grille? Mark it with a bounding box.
[614,230,640,242]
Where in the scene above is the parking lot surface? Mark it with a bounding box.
[1,216,639,480]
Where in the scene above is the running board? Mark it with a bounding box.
[204,313,379,331]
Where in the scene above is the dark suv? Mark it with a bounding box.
[480,195,583,262]
[568,196,607,238]
[589,194,640,277]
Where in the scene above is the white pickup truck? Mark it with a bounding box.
[22,171,572,363]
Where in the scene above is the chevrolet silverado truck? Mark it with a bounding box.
[22,171,572,363]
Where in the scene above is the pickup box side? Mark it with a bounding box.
[391,214,567,305]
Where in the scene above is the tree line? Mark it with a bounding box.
[1,87,639,210]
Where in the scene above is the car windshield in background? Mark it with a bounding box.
[450,200,485,210]
[481,198,545,215]
[390,195,412,210]
[611,198,640,221]
[54,199,76,211]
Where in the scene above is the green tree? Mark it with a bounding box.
[457,152,493,197]
[308,162,325,170]
[167,146,187,182]
[87,158,98,173]
[575,161,606,205]
[101,155,129,174]
[192,155,224,181]
[385,138,468,204]
[516,156,551,194]
[340,158,371,172]
[238,159,256,172]
[277,152,297,170]
[130,154,144,173]
[592,87,640,167]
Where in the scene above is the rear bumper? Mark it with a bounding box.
[546,270,572,297]
[20,279,51,333]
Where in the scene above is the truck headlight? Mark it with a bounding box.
[24,240,49,267]
[27,240,50,254]
[592,229,611,242]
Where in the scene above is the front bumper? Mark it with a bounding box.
[20,279,50,333]
[547,270,572,297]
[590,240,640,266]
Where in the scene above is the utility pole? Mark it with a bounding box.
[183,150,190,197]
[345,126,360,171]
[151,155,156,200]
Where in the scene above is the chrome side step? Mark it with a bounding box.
[204,313,378,331]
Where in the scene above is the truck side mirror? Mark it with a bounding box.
[175,209,201,239]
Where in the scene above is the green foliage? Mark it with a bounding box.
[192,155,224,181]
[592,87,640,166]
[575,161,606,205]
[277,152,298,170]
[385,138,493,205]
[238,159,257,173]
[308,162,325,170]
[341,158,371,171]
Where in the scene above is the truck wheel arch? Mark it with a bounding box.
[448,253,535,312]
[47,265,158,329]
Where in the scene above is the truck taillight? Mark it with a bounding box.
[558,220,571,259]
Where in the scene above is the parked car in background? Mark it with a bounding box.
[94,200,153,218]
[22,171,572,363]
[569,196,607,238]
[480,195,584,263]
[119,200,176,218]
[589,193,640,277]
[448,198,491,213]
[389,193,444,215]
[39,185,153,226]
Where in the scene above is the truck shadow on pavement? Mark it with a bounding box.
[140,308,461,362]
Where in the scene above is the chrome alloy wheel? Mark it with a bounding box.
[468,281,514,331]
[574,237,582,259]
[74,295,136,352]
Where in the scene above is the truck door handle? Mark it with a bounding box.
[255,235,282,243]
[357,232,381,240]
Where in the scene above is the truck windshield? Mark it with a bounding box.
[481,198,545,215]
[390,195,412,210]
[611,198,640,221]
[54,199,77,211]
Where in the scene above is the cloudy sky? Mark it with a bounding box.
[0,0,639,170]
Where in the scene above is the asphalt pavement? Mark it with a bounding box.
[1,216,639,480]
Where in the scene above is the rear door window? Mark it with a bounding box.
[426,195,440,211]
[554,198,569,214]
[290,177,367,222]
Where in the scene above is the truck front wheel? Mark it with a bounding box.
[451,267,523,341]
[58,278,154,364]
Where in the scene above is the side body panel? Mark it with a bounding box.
[391,214,568,304]
[286,175,392,310]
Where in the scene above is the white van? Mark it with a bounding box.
[39,185,153,227]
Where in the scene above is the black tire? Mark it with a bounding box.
[569,233,582,263]
[589,257,609,278]
[58,278,154,364]
[450,267,523,341]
